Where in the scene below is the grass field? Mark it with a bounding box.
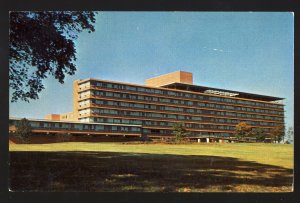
[9,142,293,192]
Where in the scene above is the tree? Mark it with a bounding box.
[270,125,285,143]
[15,118,32,143]
[9,11,97,102]
[285,126,294,144]
[172,122,188,141]
[234,122,252,141]
[251,127,267,142]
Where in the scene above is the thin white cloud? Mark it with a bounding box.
[203,47,230,53]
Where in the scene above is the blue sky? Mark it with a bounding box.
[9,12,294,128]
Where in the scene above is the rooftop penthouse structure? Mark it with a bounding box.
[10,71,285,140]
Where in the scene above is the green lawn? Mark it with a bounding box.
[9,142,293,192]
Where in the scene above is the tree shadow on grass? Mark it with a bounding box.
[9,151,293,192]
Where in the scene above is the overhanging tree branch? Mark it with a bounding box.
[9,11,97,102]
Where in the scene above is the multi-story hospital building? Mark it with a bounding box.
[9,71,285,141]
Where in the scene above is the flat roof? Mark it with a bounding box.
[162,82,284,102]
[145,70,192,80]
[77,78,284,103]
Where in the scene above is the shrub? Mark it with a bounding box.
[14,118,32,143]
[234,122,252,141]
[270,125,285,143]
[251,128,267,142]
[172,122,189,142]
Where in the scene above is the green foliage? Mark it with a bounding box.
[9,11,97,102]
[251,128,267,142]
[15,118,32,143]
[172,122,188,141]
[270,125,285,143]
[285,126,294,144]
[234,122,252,141]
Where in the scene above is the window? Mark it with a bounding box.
[120,102,129,107]
[130,112,140,116]
[167,91,176,96]
[102,109,118,115]
[109,110,118,114]
[131,127,141,132]
[178,115,185,120]
[120,119,129,124]
[210,97,221,101]
[151,113,162,118]
[129,95,137,100]
[137,87,146,92]
[138,95,144,100]
[132,120,142,125]
[113,93,121,98]
[186,109,195,113]
[167,114,177,119]
[191,116,202,121]
[173,100,179,104]
[198,102,205,107]
[145,121,152,125]
[97,118,104,122]
[96,125,104,131]
[62,123,69,129]
[121,127,129,131]
[30,122,39,127]
[187,101,193,106]
[155,90,162,94]
[79,82,90,89]
[160,98,170,103]
[106,92,113,97]
[150,105,156,110]
[107,101,114,106]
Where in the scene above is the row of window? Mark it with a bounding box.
[11,120,141,133]
[144,121,235,131]
[83,81,283,109]
[10,119,272,137]
[142,128,231,137]
[82,90,284,115]
[85,99,283,121]
[83,116,278,128]
[82,108,280,127]
[91,117,143,125]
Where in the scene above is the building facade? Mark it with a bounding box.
[73,71,285,139]
[9,71,285,141]
[9,117,142,137]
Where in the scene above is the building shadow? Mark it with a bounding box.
[9,151,293,192]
